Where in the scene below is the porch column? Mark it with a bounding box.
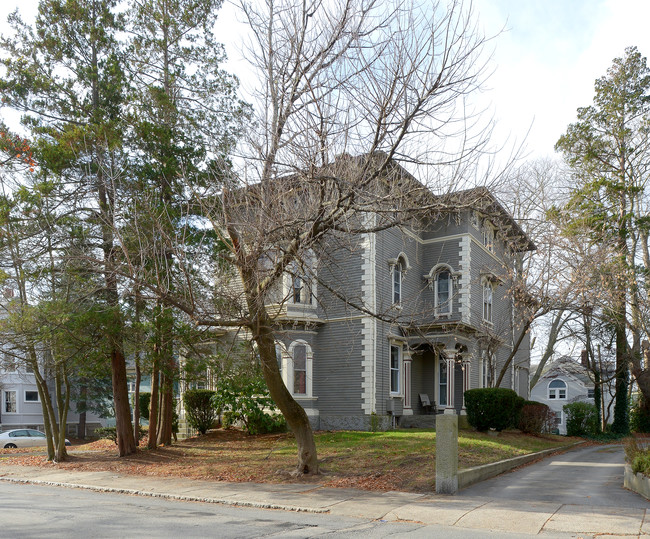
[461,357,471,413]
[403,349,412,412]
[443,349,456,414]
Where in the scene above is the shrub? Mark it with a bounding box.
[95,426,146,444]
[630,397,650,433]
[94,426,117,443]
[464,388,523,432]
[564,401,599,437]
[183,389,217,435]
[214,372,287,435]
[139,392,151,420]
[518,402,554,434]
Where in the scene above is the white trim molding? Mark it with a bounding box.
[458,236,471,324]
[360,213,377,414]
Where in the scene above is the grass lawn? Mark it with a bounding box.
[0,428,579,492]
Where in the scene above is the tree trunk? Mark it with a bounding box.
[133,362,141,445]
[529,310,565,390]
[495,320,532,389]
[157,308,175,446]
[147,359,160,450]
[256,316,318,474]
[78,383,87,440]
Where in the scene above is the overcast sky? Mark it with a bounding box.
[2,0,650,160]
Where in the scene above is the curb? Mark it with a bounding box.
[458,441,585,490]
[0,476,330,514]
[624,464,650,501]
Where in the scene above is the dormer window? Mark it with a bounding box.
[287,251,316,305]
[292,273,311,304]
[483,222,495,252]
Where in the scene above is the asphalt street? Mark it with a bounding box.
[0,482,555,539]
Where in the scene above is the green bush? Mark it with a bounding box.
[564,401,599,436]
[214,372,287,435]
[464,388,523,432]
[139,392,151,420]
[630,397,650,433]
[183,389,217,435]
[518,402,554,434]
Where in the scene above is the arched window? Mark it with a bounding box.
[426,264,456,316]
[548,379,567,400]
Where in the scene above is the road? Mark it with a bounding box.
[0,481,558,539]
[460,443,647,508]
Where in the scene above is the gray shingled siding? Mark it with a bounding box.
[313,319,365,417]
[423,214,467,240]
[374,227,422,319]
[316,234,365,319]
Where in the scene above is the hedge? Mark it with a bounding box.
[464,388,524,431]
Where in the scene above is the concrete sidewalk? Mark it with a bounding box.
[1,463,649,537]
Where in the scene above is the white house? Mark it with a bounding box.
[530,354,614,435]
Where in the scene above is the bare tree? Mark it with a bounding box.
[198,0,499,474]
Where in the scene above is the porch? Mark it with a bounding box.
[399,343,470,419]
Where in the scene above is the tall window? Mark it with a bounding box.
[293,344,307,395]
[291,272,311,304]
[392,261,403,304]
[483,283,493,322]
[439,360,447,406]
[286,340,312,397]
[435,271,451,314]
[481,351,489,388]
[483,223,494,252]
[275,344,283,372]
[4,390,16,413]
[514,367,520,394]
[390,344,401,394]
[548,379,567,400]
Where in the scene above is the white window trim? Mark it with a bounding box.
[24,390,40,403]
[389,342,402,395]
[4,390,17,414]
[286,340,313,398]
[548,379,567,400]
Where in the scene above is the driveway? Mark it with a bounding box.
[459,443,647,508]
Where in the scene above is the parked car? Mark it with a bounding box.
[0,429,71,448]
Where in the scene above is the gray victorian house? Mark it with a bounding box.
[268,183,534,431]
